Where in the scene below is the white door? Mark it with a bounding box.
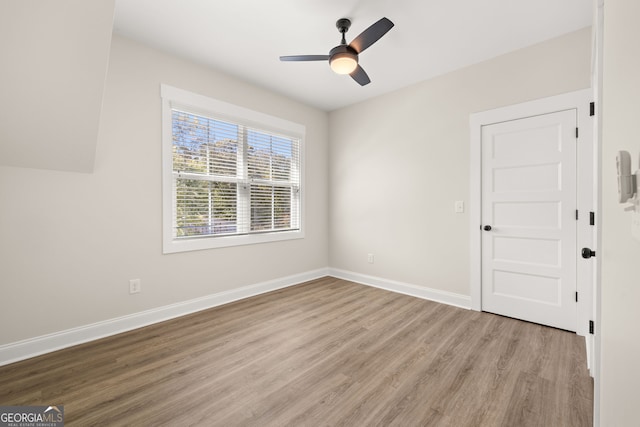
[481,109,577,331]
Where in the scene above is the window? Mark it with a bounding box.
[161,85,304,253]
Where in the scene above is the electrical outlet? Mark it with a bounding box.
[129,279,141,294]
[367,253,374,264]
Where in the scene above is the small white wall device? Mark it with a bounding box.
[616,150,635,203]
[616,150,640,242]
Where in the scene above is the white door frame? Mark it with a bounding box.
[469,89,594,339]
[592,0,604,423]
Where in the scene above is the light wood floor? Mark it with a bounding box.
[0,277,593,426]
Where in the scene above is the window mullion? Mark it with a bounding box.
[207,121,213,232]
[237,126,250,234]
[291,140,300,230]
[271,185,275,230]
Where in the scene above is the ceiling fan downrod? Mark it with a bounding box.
[336,18,351,45]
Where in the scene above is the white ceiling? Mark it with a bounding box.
[113,0,592,112]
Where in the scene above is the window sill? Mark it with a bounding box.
[162,229,304,254]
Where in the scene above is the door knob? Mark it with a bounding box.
[483,225,492,231]
[581,248,596,259]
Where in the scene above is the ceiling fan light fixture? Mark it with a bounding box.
[280,17,393,86]
[330,52,358,75]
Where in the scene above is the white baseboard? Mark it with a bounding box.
[328,268,471,309]
[0,267,470,366]
[0,268,329,367]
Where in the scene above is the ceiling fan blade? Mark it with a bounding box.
[350,65,371,86]
[279,55,329,62]
[349,17,394,54]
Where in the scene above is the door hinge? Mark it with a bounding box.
[576,127,579,138]
[590,102,595,116]
[590,211,595,226]
[575,292,579,302]
[575,210,579,220]
[589,320,595,334]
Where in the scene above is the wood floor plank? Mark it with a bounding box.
[501,371,557,427]
[0,277,593,426]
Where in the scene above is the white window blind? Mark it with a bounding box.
[172,110,301,240]
[161,84,304,253]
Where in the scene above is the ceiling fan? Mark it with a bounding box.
[279,17,394,86]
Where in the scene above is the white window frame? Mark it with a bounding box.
[161,84,305,253]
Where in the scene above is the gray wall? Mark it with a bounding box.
[600,0,640,424]
[0,35,330,344]
[328,28,591,297]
